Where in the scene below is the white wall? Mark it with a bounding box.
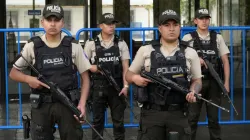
[103,7,113,14]
[7,6,44,38]
[7,6,85,37]
[68,7,84,35]
[6,5,155,36]
[131,6,153,27]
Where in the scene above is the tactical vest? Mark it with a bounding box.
[146,40,190,105]
[190,31,223,75]
[91,35,123,87]
[30,36,78,94]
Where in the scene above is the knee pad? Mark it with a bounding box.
[30,121,54,140]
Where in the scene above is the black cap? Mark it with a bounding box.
[99,13,119,24]
[159,9,180,25]
[43,4,64,19]
[195,8,211,19]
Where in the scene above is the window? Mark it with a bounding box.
[30,19,40,28]
[6,11,18,66]
[6,11,18,28]
[130,10,135,22]
[64,10,71,31]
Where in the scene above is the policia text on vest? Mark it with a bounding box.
[84,13,131,140]
[182,8,231,140]
[17,53,103,139]
[9,4,93,140]
[188,32,238,115]
[140,70,229,112]
[126,9,203,140]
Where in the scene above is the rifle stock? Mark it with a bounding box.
[204,59,238,115]
[141,70,230,112]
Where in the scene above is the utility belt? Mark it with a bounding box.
[92,78,122,87]
[30,89,80,109]
[143,103,185,111]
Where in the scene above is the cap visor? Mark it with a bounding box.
[44,13,63,19]
[160,18,180,25]
[197,15,211,19]
[103,20,119,24]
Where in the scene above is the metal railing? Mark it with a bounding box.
[1,26,249,130]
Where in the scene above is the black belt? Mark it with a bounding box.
[143,103,184,111]
[41,94,56,103]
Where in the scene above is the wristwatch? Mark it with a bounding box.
[124,84,129,88]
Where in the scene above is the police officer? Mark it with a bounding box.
[182,8,230,140]
[84,13,130,140]
[9,4,91,140]
[125,9,202,140]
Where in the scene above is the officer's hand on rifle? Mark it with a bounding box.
[199,57,208,69]
[132,75,151,87]
[90,65,103,74]
[186,91,197,103]
[74,99,86,124]
[119,86,129,97]
[25,75,50,89]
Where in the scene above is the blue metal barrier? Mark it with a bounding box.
[76,26,250,127]
[75,28,159,128]
[1,26,250,130]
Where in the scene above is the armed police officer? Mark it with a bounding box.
[9,4,91,140]
[84,13,130,140]
[182,8,230,140]
[125,9,202,140]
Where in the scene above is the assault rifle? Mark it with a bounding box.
[18,54,104,140]
[203,59,238,115]
[189,36,238,115]
[141,70,230,112]
[97,64,121,92]
[97,64,140,120]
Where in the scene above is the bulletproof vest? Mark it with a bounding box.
[30,36,78,94]
[147,40,190,105]
[190,31,222,74]
[91,35,123,86]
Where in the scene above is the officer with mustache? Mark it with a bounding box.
[125,9,202,140]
